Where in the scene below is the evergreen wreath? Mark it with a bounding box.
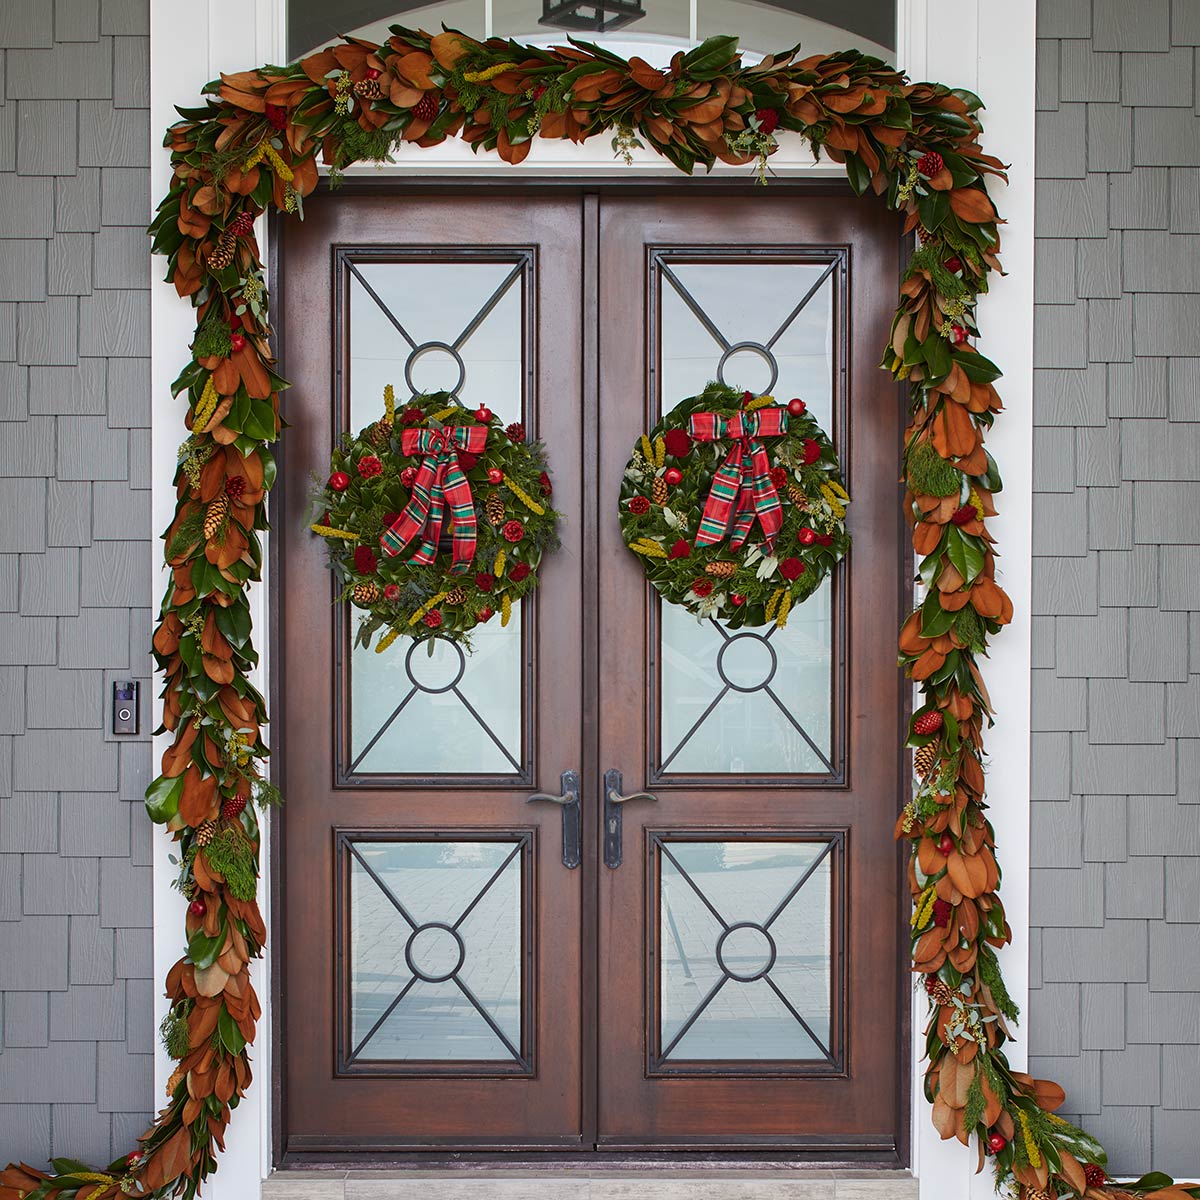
[620,383,849,626]
[311,386,560,647]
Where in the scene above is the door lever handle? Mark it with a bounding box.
[527,770,581,869]
[603,769,657,869]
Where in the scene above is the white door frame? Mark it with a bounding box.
[148,3,1034,1195]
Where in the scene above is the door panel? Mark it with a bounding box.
[596,196,904,1149]
[279,194,585,1149]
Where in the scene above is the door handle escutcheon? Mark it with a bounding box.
[604,769,657,868]
[527,770,581,869]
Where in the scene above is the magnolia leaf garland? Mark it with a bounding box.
[5,19,1187,1200]
[312,387,560,647]
[620,384,849,625]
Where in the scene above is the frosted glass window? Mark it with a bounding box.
[658,839,834,1063]
[347,839,526,1064]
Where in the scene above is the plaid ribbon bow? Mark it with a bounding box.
[380,424,488,574]
[689,407,789,553]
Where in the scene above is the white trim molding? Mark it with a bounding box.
[149,4,1035,1197]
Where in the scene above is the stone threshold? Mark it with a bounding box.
[262,1169,918,1199]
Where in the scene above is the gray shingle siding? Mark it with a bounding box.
[1031,0,1200,1176]
[0,0,152,1166]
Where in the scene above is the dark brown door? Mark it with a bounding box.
[277,188,904,1158]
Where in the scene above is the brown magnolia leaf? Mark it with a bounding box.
[948,187,997,224]
[946,849,988,898]
[194,962,231,997]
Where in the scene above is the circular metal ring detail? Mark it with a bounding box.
[715,631,779,694]
[403,340,467,398]
[716,341,779,397]
[404,921,466,983]
[715,921,778,983]
[404,637,467,695]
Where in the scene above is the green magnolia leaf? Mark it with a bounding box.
[145,774,185,824]
[187,923,224,970]
[218,1006,247,1055]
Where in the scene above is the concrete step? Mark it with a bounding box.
[262,1171,919,1200]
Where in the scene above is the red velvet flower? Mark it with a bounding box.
[917,150,944,176]
[756,108,780,134]
[505,422,526,442]
[383,584,400,601]
[817,533,834,546]
[628,495,650,514]
[780,557,805,580]
[669,540,691,560]
[475,572,495,592]
[265,103,287,131]
[400,405,424,426]
[354,546,377,574]
[423,609,443,629]
[509,561,531,582]
[663,429,692,458]
[951,505,976,526]
[400,467,418,487]
[357,455,383,478]
[802,439,821,465]
[458,451,477,471]
[932,899,952,928]
[539,471,553,496]
[769,466,789,488]
[692,578,714,597]
[502,520,525,543]
[382,512,400,530]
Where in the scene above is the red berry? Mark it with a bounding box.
[478,606,493,622]
[188,899,206,917]
[816,534,833,546]
[538,471,553,496]
[730,594,746,607]
[423,609,443,629]
[1083,1164,1106,1188]
[913,710,944,736]
[229,333,247,353]
[787,397,806,416]
[384,584,401,601]
[487,468,504,484]
[951,505,976,526]
[986,1133,1007,1154]
[365,67,382,80]
[949,324,968,345]
[127,1151,145,1167]
[917,150,944,176]
[328,471,350,492]
[798,527,816,546]
[664,467,682,486]
[937,833,955,856]
[221,794,247,820]
[474,405,493,424]
[944,255,962,273]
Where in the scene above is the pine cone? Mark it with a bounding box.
[1021,1190,1056,1200]
[369,419,393,446]
[913,742,938,779]
[927,978,954,1006]
[222,794,247,820]
[354,78,383,100]
[196,820,218,848]
[206,230,236,272]
[228,211,255,237]
[705,561,737,579]
[352,582,379,606]
[413,91,438,122]
[787,483,809,510]
[444,586,466,605]
[485,492,505,526]
[652,476,669,505]
[203,494,229,540]
[166,1066,186,1098]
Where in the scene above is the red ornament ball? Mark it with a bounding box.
[628,495,650,515]
[730,593,746,607]
[221,793,247,820]
[502,519,525,543]
[229,333,247,353]
[1083,1164,1106,1188]
[188,898,206,917]
[937,833,955,856]
[932,898,953,928]
[473,405,493,424]
[780,557,806,581]
[769,466,789,488]
[944,255,963,273]
[328,471,350,492]
[487,467,504,484]
[264,103,287,131]
[476,572,495,592]
[127,1151,145,1168]
[913,710,944,735]
[797,527,816,546]
[400,466,418,487]
[755,108,780,134]
[354,545,378,574]
[505,421,526,442]
[423,609,443,629]
[950,504,976,526]
[917,150,944,176]
[228,211,255,237]
[538,471,553,496]
[357,455,383,478]
[664,466,683,486]
[787,397,807,417]
[383,584,401,601]
[692,578,714,598]
[413,91,438,123]
[986,1133,1008,1154]
[663,428,692,458]
[509,561,531,582]
[802,438,821,465]
[669,539,691,560]
[478,606,493,623]
[949,323,968,345]
[364,67,382,79]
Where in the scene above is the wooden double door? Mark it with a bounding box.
[278,188,905,1159]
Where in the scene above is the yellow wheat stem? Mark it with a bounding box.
[383,383,395,423]
[193,375,220,432]
[493,549,507,576]
[310,524,359,541]
[640,434,654,463]
[1016,1109,1042,1169]
[912,886,936,928]
[653,436,665,468]
[375,626,401,654]
[501,593,512,626]
[747,393,775,410]
[463,61,519,82]
[242,141,268,171]
[631,538,667,559]
[502,474,545,515]
[262,143,294,183]
[409,590,449,625]
[969,486,985,519]
[825,479,849,500]
[775,590,793,628]
[820,483,846,518]
[764,586,786,623]
[431,407,456,421]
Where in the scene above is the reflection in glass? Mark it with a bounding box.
[659,581,833,774]
[659,839,833,1062]
[348,839,525,1062]
[350,611,524,776]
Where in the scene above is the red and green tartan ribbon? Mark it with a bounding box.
[688,407,789,553]
[380,424,488,573]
